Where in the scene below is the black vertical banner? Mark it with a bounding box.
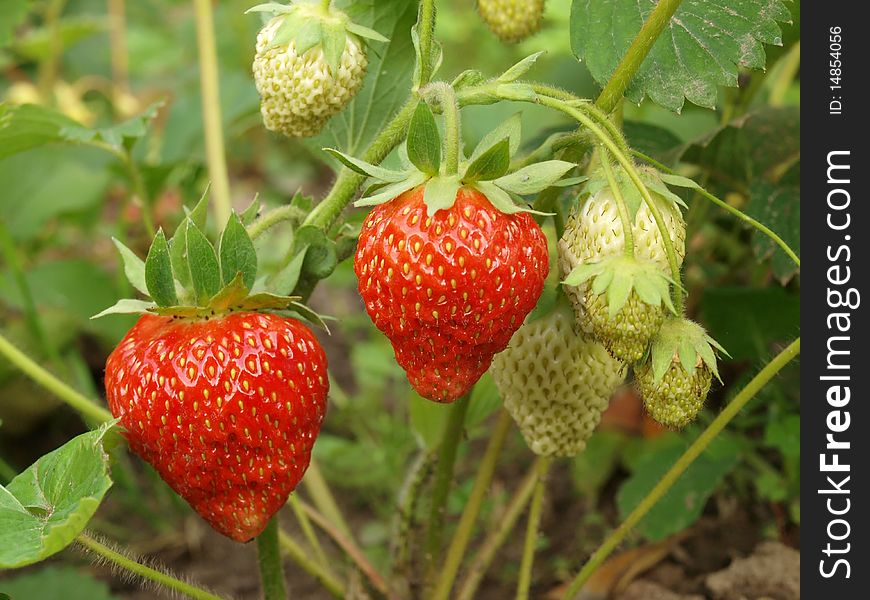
[802,2,868,597]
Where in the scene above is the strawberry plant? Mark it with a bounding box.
[1,0,800,598]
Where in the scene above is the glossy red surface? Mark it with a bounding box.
[105,312,328,541]
[355,186,549,402]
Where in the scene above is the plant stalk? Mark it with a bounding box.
[278,530,346,598]
[77,533,225,600]
[595,0,685,113]
[193,0,232,227]
[516,457,551,600]
[416,0,438,86]
[561,337,801,599]
[431,410,513,600]
[302,459,355,541]
[257,518,288,600]
[288,494,332,571]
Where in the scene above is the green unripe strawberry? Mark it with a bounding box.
[477,0,546,44]
[636,317,726,429]
[250,2,385,138]
[558,167,686,335]
[491,306,626,457]
[564,255,675,363]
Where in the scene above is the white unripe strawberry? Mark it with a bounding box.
[491,307,626,457]
[477,0,546,44]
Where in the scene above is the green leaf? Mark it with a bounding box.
[570,0,792,112]
[409,394,452,448]
[245,3,293,14]
[187,186,210,232]
[0,566,118,600]
[468,114,522,164]
[474,181,524,215]
[659,173,700,190]
[463,138,511,183]
[91,299,155,319]
[465,373,502,430]
[493,161,575,195]
[112,239,148,296]
[407,102,441,176]
[219,213,257,290]
[185,222,222,305]
[11,16,105,62]
[240,196,262,226]
[345,22,390,43]
[308,0,416,161]
[497,51,546,83]
[0,0,28,46]
[0,426,115,568]
[624,121,683,165]
[746,169,800,282]
[144,230,178,307]
[169,221,191,290]
[355,172,427,207]
[271,248,308,296]
[617,433,742,540]
[422,175,461,217]
[324,148,409,182]
[572,431,626,502]
[321,22,347,75]
[294,226,338,280]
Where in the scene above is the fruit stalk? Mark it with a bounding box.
[595,0,685,113]
[77,533,225,600]
[192,0,232,227]
[256,518,288,600]
[561,337,801,599]
[432,410,513,600]
[423,82,462,175]
[456,456,547,600]
[416,0,438,86]
[424,394,471,585]
[516,457,551,600]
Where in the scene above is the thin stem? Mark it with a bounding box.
[278,530,346,598]
[516,458,551,600]
[37,0,67,101]
[288,494,332,572]
[296,501,394,598]
[431,410,512,600]
[425,82,461,175]
[600,152,634,257]
[193,0,232,227]
[302,459,355,541]
[630,150,800,269]
[595,0,685,113]
[0,332,112,424]
[247,204,307,240]
[76,533,225,600]
[562,338,801,599]
[416,0,438,87]
[303,98,417,231]
[257,518,288,600]
[107,0,130,100]
[456,457,547,600]
[423,394,471,584]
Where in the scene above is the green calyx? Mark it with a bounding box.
[563,255,676,318]
[328,103,578,217]
[92,193,325,327]
[247,0,387,74]
[645,317,728,385]
[584,163,687,222]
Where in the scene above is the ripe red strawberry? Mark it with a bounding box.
[105,311,328,542]
[355,185,549,402]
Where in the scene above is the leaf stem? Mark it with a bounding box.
[76,533,226,600]
[424,81,461,175]
[561,337,801,599]
[193,0,232,227]
[423,394,471,587]
[516,457,551,600]
[431,410,513,600]
[257,518,288,600]
[0,332,112,424]
[278,530,346,598]
[455,456,549,600]
[416,0,438,86]
[595,0,685,113]
[247,204,307,240]
[600,152,634,257]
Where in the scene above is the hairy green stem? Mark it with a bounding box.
[416,0,438,86]
[516,458,551,600]
[600,152,634,257]
[423,394,471,587]
[562,338,801,599]
[248,204,307,240]
[432,410,513,600]
[0,332,112,423]
[425,82,461,175]
[456,456,548,600]
[257,518,288,600]
[630,150,800,268]
[595,0,685,112]
[289,494,332,572]
[392,450,437,585]
[278,530,346,598]
[193,0,232,227]
[77,533,225,600]
[303,98,417,231]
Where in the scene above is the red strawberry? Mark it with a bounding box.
[354,185,549,402]
[105,311,328,542]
